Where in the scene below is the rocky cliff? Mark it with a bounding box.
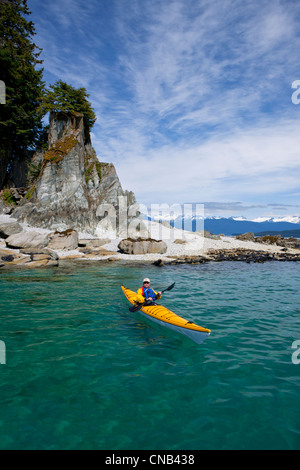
[13,111,141,236]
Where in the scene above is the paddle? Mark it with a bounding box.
[129,282,175,313]
[161,282,176,293]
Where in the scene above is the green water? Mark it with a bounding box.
[0,261,300,450]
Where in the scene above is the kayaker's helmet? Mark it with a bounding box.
[143,278,150,283]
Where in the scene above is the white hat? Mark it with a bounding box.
[143,278,150,283]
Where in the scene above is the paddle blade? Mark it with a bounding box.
[162,282,175,293]
[129,300,157,312]
[129,304,143,313]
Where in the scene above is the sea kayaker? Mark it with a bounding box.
[136,278,161,304]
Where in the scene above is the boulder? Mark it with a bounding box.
[153,259,164,266]
[6,231,49,249]
[118,238,167,255]
[173,239,187,244]
[236,232,255,242]
[0,222,23,239]
[47,229,79,251]
[196,230,221,240]
[78,238,111,248]
[255,235,281,245]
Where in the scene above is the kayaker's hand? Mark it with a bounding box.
[158,291,161,296]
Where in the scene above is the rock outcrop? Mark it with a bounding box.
[0,247,58,268]
[236,232,300,249]
[78,238,111,248]
[0,222,23,238]
[118,238,167,255]
[162,248,300,265]
[47,229,79,251]
[6,231,49,249]
[13,111,143,236]
[236,232,255,241]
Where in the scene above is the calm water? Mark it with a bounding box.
[0,260,300,450]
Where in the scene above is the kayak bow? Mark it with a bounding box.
[121,285,210,345]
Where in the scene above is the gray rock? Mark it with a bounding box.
[47,229,78,251]
[118,238,167,255]
[236,232,255,241]
[19,248,59,260]
[6,231,49,249]
[255,235,282,245]
[78,238,111,248]
[196,230,221,240]
[13,111,142,236]
[0,222,23,239]
[0,197,15,215]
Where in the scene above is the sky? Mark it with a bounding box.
[28,0,300,219]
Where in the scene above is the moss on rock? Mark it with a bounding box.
[44,134,78,164]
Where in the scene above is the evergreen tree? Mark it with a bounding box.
[0,0,44,189]
[40,81,97,142]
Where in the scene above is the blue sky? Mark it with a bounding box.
[28,0,300,219]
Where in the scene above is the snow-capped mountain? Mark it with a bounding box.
[203,216,300,236]
[252,216,300,224]
[145,213,300,236]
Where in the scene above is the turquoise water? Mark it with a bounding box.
[0,260,300,450]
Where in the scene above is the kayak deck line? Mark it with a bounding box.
[121,285,211,344]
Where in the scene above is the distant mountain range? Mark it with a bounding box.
[203,217,300,236]
[148,214,300,236]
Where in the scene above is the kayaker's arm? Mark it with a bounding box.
[134,281,174,305]
[155,291,161,300]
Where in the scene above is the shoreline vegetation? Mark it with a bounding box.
[0,214,299,270]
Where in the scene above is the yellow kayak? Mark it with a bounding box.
[121,285,210,344]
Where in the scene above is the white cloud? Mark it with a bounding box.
[29,0,300,216]
[111,119,300,206]
[112,0,299,123]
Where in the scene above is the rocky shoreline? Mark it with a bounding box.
[1,110,299,270]
[0,216,299,269]
[156,248,300,266]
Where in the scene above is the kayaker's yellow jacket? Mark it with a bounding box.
[136,287,161,304]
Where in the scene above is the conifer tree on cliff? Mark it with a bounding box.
[0,0,44,190]
[39,81,97,143]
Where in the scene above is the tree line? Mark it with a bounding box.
[0,0,96,190]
